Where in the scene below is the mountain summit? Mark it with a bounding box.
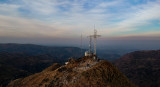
[7,57,136,87]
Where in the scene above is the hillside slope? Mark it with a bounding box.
[0,64,30,87]
[113,50,160,87]
[0,52,64,87]
[7,57,136,87]
[0,52,60,73]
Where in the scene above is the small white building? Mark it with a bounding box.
[85,51,89,56]
[85,51,93,57]
[65,62,69,65]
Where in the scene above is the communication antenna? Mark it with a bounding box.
[80,33,82,57]
[87,35,92,54]
[91,26,101,55]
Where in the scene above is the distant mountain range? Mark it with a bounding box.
[0,43,136,61]
[0,43,82,58]
[1,43,159,87]
[113,50,160,87]
[0,52,58,73]
[7,57,136,87]
[0,43,83,87]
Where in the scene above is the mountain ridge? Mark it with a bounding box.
[113,50,160,87]
[7,57,136,87]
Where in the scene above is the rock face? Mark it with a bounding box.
[113,50,160,87]
[7,57,136,87]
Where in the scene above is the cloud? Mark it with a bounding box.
[20,0,58,15]
[0,15,77,38]
[117,1,160,27]
[0,3,20,16]
[0,0,159,40]
[100,0,160,36]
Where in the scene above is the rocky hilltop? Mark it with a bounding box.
[7,57,136,87]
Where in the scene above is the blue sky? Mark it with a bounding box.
[0,0,160,48]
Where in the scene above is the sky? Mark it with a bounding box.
[0,0,160,49]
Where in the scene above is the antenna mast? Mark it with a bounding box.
[92,26,101,55]
[81,33,82,57]
[87,35,92,54]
